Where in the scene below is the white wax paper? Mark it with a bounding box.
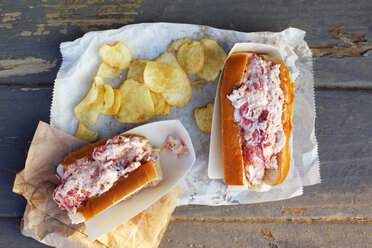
[50,23,320,206]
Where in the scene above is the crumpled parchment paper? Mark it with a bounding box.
[50,23,320,205]
[13,121,181,247]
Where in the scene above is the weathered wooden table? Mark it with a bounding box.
[1,1,371,247]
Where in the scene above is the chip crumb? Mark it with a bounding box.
[196,84,203,92]
[191,79,206,86]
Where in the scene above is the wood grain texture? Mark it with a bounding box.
[0,87,52,217]
[0,218,50,248]
[160,221,372,248]
[311,25,372,58]
[0,0,371,87]
[2,217,371,248]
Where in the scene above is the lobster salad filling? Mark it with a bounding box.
[53,135,155,216]
[163,135,189,157]
[227,53,285,185]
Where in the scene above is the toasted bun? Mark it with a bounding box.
[61,134,158,222]
[262,58,295,186]
[78,161,157,221]
[221,52,295,187]
[221,53,249,185]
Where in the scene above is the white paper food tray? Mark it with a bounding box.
[58,120,195,241]
[208,43,293,192]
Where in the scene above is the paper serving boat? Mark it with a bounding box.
[57,120,195,241]
[208,43,292,191]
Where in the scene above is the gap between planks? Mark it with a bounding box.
[0,84,371,91]
[170,217,372,224]
[1,216,370,225]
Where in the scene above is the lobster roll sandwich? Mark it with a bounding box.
[53,134,162,224]
[221,52,295,190]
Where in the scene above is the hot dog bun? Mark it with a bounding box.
[221,52,295,188]
[220,53,248,186]
[58,134,161,223]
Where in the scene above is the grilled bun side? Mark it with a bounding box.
[221,53,295,187]
[262,59,295,186]
[77,161,158,221]
[220,53,250,185]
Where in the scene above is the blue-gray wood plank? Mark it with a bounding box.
[0,0,371,87]
[0,87,52,218]
[0,0,371,247]
[0,218,50,248]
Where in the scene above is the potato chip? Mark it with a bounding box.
[143,61,184,93]
[127,59,148,83]
[115,79,154,123]
[97,63,122,79]
[75,123,99,143]
[194,103,214,133]
[110,89,122,115]
[101,84,121,115]
[177,40,205,75]
[155,52,192,107]
[168,37,193,53]
[99,41,131,70]
[197,39,227,81]
[150,91,170,115]
[74,76,105,126]
[154,52,179,67]
[102,84,114,110]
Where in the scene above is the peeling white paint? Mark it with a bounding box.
[20,31,32,36]
[1,11,21,22]
[20,88,44,91]
[0,57,57,77]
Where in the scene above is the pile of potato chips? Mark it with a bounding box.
[74,38,227,142]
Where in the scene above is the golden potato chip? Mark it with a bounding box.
[109,89,122,115]
[155,52,192,107]
[115,79,154,123]
[194,103,214,133]
[168,37,193,53]
[143,61,184,94]
[99,41,131,70]
[150,91,170,115]
[102,84,114,110]
[177,40,205,75]
[101,84,121,115]
[197,39,227,81]
[97,63,122,79]
[127,59,148,83]
[75,123,99,143]
[74,76,105,126]
[155,52,179,67]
